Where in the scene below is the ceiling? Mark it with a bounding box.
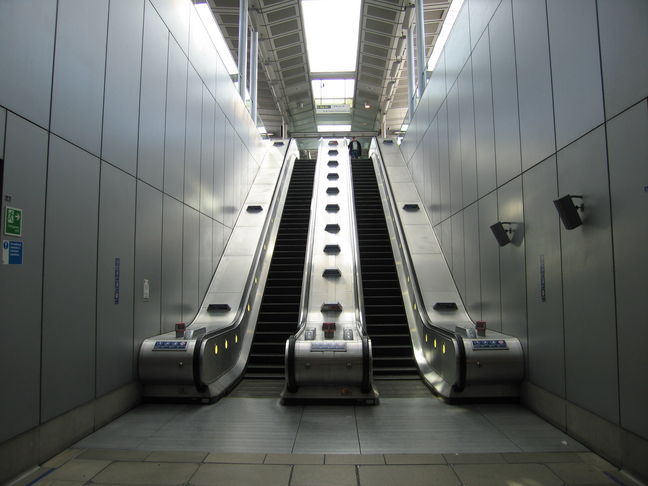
[204,0,452,138]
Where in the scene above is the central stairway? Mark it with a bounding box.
[351,158,419,379]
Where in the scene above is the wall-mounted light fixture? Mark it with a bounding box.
[553,194,584,230]
[490,221,514,247]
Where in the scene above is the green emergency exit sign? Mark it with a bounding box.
[4,207,22,237]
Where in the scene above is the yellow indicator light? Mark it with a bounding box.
[255,277,258,284]
[264,245,267,250]
[225,339,228,349]
[434,339,437,348]
[413,303,417,310]
[425,334,428,343]
[442,343,446,354]
[407,276,410,283]
[235,335,238,344]
[247,304,251,312]
[214,344,219,355]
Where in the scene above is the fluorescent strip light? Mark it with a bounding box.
[196,3,238,75]
[318,125,352,132]
[401,124,409,131]
[302,0,361,72]
[257,126,267,134]
[427,0,465,71]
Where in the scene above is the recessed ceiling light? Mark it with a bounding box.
[364,102,371,109]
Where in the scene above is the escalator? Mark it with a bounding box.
[351,158,419,379]
[244,159,316,379]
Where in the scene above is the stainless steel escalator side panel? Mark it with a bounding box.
[139,140,300,399]
[368,138,524,399]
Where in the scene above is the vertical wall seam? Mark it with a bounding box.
[159,28,171,334]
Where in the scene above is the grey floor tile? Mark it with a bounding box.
[384,454,446,465]
[292,408,360,454]
[42,449,84,468]
[290,465,357,486]
[92,462,198,485]
[547,463,615,484]
[325,454,384,465]
[443,453,505,464]
[204,453,266,464]
[358,465,460,486]
[48,460,111,481]
[453,463,563,486]
[190,464,291,486]
[265,454,324,464]
[576,453,616,472]
[76,449,149,461]
[144,451,208,463]
[503,452,583,463]
[32,480,85,486]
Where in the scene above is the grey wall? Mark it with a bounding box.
[402,0,648,471]
[0,0,265,446]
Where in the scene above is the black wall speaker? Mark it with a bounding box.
[490,222,512,246]
[553,195,583,230]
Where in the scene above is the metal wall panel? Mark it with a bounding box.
[0,108,5,156]
[428,52,446,122]
[212,220,224,272]
[201,88,216,219]
[478,191,501,331]
[42,136,100,422]
[102,0,145,175]
[184,67,203,210]
[182,205,200,322]
[150,0,190,55]
[0,0,56,128]
[468,0,501,49]
[138,4,168,190]
[438,103,451,222]
[547,0,604,150]
[161,195,183,333]
[522,157,565,397]
[133,182,163,348]
[472,31,496,199]
[189,7,217,97]
[0,115,47,442]
[199,213,213,299]
[441,219,452,270]
[463,203,481,321]
[598,0,648,119]
[164,38,188,201]
[448,82,463,217]
[50,0,108,156]
[451,212,465,298]
[512,0,555,171]
[459,62,477,206]
[489,0,521,186]
[497,177,526,345]
[223,121,235,227]
[443,3,471,92]
[214,108,225,224]
[428,118,441,225]
[96,162,136,397]
[607,101,648,439]
[557,126,618,423]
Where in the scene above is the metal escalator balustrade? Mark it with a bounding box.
[351,158,419,379]
[245,159,316,379]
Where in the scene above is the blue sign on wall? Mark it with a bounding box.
[2,240,23,265]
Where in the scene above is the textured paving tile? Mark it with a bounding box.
[204,453,266,464]
[443,453,505,464]
[453,463,563,486]
[42,449,84,468]
[48,459,111,481]
[358,465,460,486]
[384,454,446,465]
[93,462,198,485]
[77,449,150,461]
[190,464,291,486]
[325,454,384,465]
[503,452,583,463]
[265,454,324,465]
[290,465,357,486]
[547,463,615,484]
[144,451,208,463]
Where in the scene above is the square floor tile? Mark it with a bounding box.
[145,451,208,463]
[77,449,150,461]
[42,449,84,468]
[577,453,616,472]
[265,454,324,465]
[190,464,291,486]
[547,463,615,484]
[503,452,583,464]
[325,454,384,465]
[291,465,357,486]
[384,454,446,465]
[204,453,265,464]
[32,480,86,486]
[48,459,111,481]
[453,463,563,486]
[358,465,460,486]
[93,462,198,485]
[443,453,505,464]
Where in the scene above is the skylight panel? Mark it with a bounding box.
[302,0,362,72]
[318,124,352,132]
[311,79,355,103]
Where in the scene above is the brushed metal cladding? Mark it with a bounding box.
[161,195,183,333]
[478,191,501,332]
[50,0,108,156]
[134,182,163,348]
[489,0,521,186]
[463,203,481,321]
[42,136,100,422]
[201,87,215,219]
[96,162,136,396]
[448,85,463,215]
[102,0,144,174]
[0,115,47,443]
[438,103,451,221]
[0,0,56,128]
[428,52,447,118]
[199,213,213,299]
[443,3,471,92]
[522,157,565,397]
[512,0,555,171]
[607,102,648,438]
[212,220,225,272]
[182,205,200,323]
[472,31,497,199]
[189,7,217,96]
[138,3,169,190]
[213,108,225,223]
[451,212,466,298]
[429,119,442,225]
[164,38,188,201]
[224,122,235,227]
[557,126,618,423]
[441,219,452,268]
[184,67,202,211]
[497,177,526,346]
[150,0,190,55]
[468,0,501,49]
[547,0,604,150]
[598,0,648,119]
[0,108,5,156]
[459,62,477,207]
